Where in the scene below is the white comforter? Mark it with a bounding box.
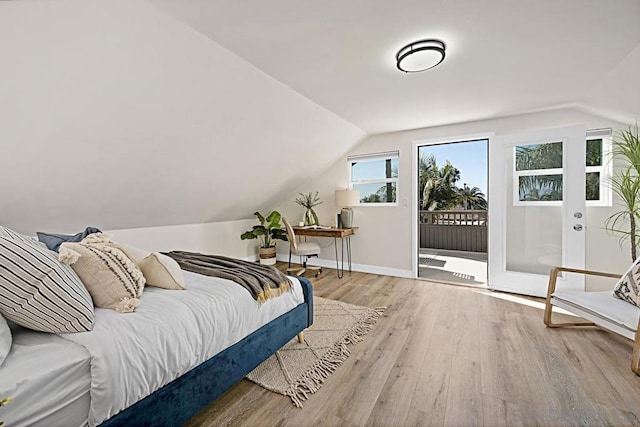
[59,271,304,426]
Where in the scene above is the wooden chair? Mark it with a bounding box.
[543,266,640,375]
[282,218,322,278]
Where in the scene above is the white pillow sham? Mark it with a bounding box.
[138,253,186,290]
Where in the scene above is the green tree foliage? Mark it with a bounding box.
[418,154,487,210]
[458,183,488,210]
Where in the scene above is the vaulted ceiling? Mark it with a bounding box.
[152,0,640,133]
[1,0,638,234]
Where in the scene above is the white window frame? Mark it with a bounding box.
[585,128,612,207]
[512,129,612,207]
[348,151,399,206]
[512,139,564,207]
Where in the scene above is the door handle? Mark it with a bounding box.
[573,224,583,231]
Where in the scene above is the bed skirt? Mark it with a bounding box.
[100,276,313,427]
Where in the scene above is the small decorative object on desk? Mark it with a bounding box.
[295,191,323,226]
[335,189,360,228]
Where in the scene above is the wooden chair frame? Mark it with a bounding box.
[543,266,640,375]
[282,218,322,278]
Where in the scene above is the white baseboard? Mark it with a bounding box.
[276,254,412,279]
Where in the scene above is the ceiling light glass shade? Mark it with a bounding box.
[396,39,446,73]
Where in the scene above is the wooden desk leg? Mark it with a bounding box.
[297,333,305,344]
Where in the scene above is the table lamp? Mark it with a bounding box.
[335,189,360,228]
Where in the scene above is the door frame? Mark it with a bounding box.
[411,132,494,278]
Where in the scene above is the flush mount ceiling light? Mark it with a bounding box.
[396,39,446,73]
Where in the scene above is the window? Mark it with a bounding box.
[513,129,612,206]
[514,141,563,203]
[585,128,612,206]
[348,151,399,205]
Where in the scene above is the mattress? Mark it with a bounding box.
[0,325,91,427]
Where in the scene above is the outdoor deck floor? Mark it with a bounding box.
[419,248,487,286]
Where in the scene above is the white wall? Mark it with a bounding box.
[276,107,631,289]
[0,0,365,236]
[107,219,260,261]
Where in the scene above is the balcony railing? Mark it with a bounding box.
[419,210,487,253]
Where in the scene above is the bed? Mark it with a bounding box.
[0,261,313,426]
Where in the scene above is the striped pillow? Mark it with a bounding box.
[0,236,94,333]
[0,225,37,245]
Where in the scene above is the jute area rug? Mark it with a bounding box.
[246,296,385,408]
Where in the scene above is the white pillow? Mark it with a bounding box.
[59,240,146,313]
[0,314,10,366]
[613,257,640,306]
[138,253,186,290]
[0,225,37,245]
[118,243,152,264]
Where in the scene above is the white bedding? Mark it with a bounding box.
[0,326,91,427]
[59,271,304,426]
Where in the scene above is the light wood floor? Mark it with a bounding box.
[187,264,640,426]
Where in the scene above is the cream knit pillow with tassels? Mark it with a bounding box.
[59,233,146,313]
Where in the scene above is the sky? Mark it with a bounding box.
[419,139,488,196]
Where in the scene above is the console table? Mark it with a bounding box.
[292,227,356,278]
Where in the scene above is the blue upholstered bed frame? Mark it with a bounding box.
[101,277,313,427]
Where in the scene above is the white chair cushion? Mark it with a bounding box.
[292,242,321,256]
[553,290,640,332]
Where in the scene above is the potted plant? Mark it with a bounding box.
[295,191,323,226]
[605,124,640,261]
[240,211,288,265]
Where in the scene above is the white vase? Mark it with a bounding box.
[304,208,318,226]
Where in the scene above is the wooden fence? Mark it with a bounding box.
[419,210,487,253]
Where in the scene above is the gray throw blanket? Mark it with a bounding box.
[163,251,292,303]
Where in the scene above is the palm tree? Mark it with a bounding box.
[420,154,461,210]
[458,183,488,210]
[418,153,436,207]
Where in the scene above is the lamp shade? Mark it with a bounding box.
[335,189,360,207]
